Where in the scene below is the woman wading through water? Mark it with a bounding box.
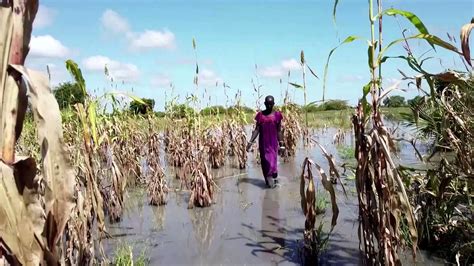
[246,95,285,188]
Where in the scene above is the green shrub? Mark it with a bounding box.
[302,100,350,112]
[129,98,155,114]
[200,105,226,115]
[166,103,195,119]
[227,105,254,114]
[53,82,85,109]
[383,95,406,108]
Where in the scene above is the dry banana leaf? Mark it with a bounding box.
[10,65,76,253]
[0,158,44,265]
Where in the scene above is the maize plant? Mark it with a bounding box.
[206,125,226,169]
[280,100,301,160]
[145,118,168,206]
[299,157,339,262]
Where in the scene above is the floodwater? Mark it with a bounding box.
[103,125,444,265]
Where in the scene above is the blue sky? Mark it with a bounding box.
[26,0,473,111]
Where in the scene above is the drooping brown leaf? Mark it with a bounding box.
[460,19,474,66]
[313,161,339,229]
[10,65,76,252]
[312,140,347,196]
[0,158,44,265]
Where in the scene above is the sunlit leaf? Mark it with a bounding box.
[65,59,87,97]
[378,34,460,63]
[382,8,432,48]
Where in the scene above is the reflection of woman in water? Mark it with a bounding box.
[247,95,285,188]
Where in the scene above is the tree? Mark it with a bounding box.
[407,95,423,107]
[319,100,350,110]
[129,98,155,114]
[53,82,86,109]
[383,95,406,107]
[166,104,195,118]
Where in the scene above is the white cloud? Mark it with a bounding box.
[100,9,175,52]
[151,74,172,87]
[259,66,283,78]
[34,5,55,28]
[29,35,70,58]
[259,58,301,78]
[129,30,175,51]
[281,58,301,71]
[83,55,140,82]
[101,9,130,34]
[199,69,222,86]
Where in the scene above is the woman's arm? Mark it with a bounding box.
[277,113,284,148]
[277,122,283,146]
[246,124,260,151]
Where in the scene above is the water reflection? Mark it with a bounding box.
[189,208,216,253]
[152,205,166,232]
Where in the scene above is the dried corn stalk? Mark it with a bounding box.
[206,125,225,169]
[145,126,168,206]
[352,103,418,265]
[281,102,301,160]
[300,157,339,259]
[186,157,214,209]
[227,120,247,169]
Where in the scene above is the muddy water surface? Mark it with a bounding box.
[104,126,443,265]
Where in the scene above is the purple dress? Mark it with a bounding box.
[255,111,283,178]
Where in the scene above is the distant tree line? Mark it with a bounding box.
[51,82,421,117]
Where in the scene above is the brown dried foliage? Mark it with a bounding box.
[352,102,418,265]
[1,1,75,264]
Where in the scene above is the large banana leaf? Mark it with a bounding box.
[11,65,76,253]
[0,158,43,265]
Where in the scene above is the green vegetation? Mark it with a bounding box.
[315,192,328,215]
[303,100,351,112]
[114,244,148,266]
[337,145,355,161]
[383,95,406,108]
[129,98,155,114]
[53,82,86,109]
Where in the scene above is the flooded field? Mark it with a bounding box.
[103,125,443,265]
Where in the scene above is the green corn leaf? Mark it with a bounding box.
[106,92,147,105]
[323,35,361,101]
[289,82,304,89]
[87,101,98,148]
[368,42,376,69]
[65,59,87,97]
[382,8,435,50]
[383,8,429,35]
[378,34,460,64]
